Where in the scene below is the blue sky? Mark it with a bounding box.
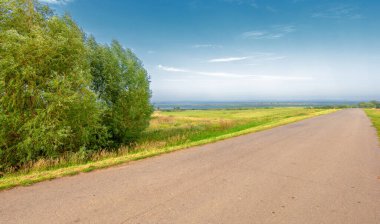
[42,0,380,102]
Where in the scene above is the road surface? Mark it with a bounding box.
[0,109,379,224]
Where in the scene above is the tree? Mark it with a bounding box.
[370,101,380,108]
[0,0,153,171]
[358,101,378,108]
[0,0,107,170]
[87,38,153,145]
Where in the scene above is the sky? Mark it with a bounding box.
[42,0,380,102]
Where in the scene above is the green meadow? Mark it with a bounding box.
[365,109,380,140]
[142,108,333,150]
[0,108,337,190]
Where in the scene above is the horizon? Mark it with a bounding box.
[44,0,379,102]
[151,100,361,110]
[150,99,365,103]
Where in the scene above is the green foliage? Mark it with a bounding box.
[87,38,153,144]
[358,101,380,108]
[0,0,152,171]
[365,109,380,140]
[317,105,356,109]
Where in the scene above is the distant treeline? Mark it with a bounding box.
[358,101,380,109]
[154,101,367,111]
[297,101,380,109]
[0,0,153,171]
[157,101,380,111]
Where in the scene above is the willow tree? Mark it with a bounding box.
[0,0,107,170]
[87,38,153,145]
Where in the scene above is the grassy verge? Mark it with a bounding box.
[0,108,338,190]
[365,109,380,140]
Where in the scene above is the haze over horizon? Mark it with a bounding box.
[45,0,379,102]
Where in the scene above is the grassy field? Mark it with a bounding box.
[365,109,380,140]
[0,107,337,190]
[141,108,332,150]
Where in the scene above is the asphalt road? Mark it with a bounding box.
[1,109,379,224]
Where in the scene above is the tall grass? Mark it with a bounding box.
[365,109,380,140]
[141,108,323,147]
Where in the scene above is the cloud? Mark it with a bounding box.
[250,52,287,61]
[257,75,313,81]
[192,44,223,49]
[39,0,72,4]
[158,65,244,77]
[242,25,296,40]
[223,0,258,8]
[157,64,312,81]
[207,53,286,64]
[266,6,278,13]
[312,5,362,19]
[208,57,249,63]
[195,71,251,78]
[157,65,188,73]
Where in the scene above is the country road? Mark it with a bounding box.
[1,109,379,224]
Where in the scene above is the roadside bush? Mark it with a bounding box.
[87,38,153,145]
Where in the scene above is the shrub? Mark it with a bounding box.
[87,38,153,145]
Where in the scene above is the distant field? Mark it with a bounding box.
[138,108,334,151]
[365,109,380,139]
[0,108,337,190]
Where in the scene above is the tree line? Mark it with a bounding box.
[0,0,153,171]
[358,101,380,109]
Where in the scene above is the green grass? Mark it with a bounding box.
[0,107,338,190]
[365,109,380,140]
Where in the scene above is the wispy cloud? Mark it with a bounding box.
[242,25,296,40]
[265,6,278,13]
[192,44,223,49]
[157,65,188,73]
[39,0,72,5]
[312,5,362,19]
[157,64,312,81]
[257,75,313,81]
[158,65,245,78]
[196,71,250,78]
[223,0,258,8]
[208,53,286,64]
[208,57,249,63]
[250,53,287,62]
